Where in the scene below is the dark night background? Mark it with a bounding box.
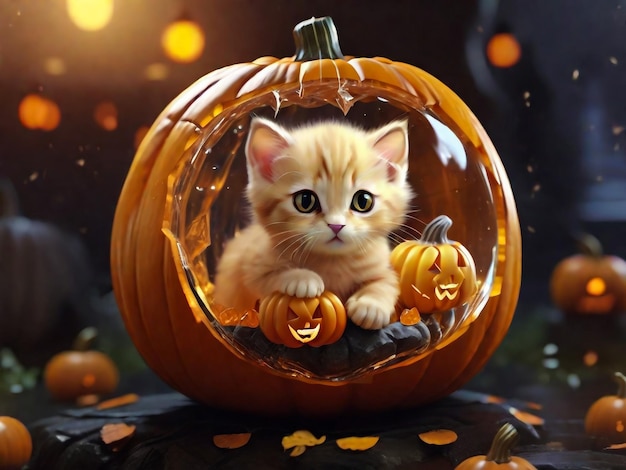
[2,0,626,292]
[2,1,626,460]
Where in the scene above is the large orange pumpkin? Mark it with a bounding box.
[110,17,521,416]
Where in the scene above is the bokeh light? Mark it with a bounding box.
[486,32,522,68]
[44,57,67,76]
[161,19,205,63]
[144,63,170,81]
[94,101,118,131]
[66,0,114,31]
[18,94,61,131]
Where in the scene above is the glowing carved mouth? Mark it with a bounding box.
[435,283,460,301]
[288,322,321,343]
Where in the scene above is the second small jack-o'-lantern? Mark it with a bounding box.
[550,234,626,315]
[391,215,477,313]
[259,292,346,348]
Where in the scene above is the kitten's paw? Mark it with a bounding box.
[279,269,324,298]
[346,296,394,330]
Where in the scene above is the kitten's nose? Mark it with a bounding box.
[328,224,345,235]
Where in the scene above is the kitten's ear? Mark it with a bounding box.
[369,120,409,181]
[245,118,292,182]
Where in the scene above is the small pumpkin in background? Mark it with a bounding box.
[0,416,32,470]
[0,179,93,359]
[44,327,119,401]
[391,215,477,313]
[455,423,536,470]
[259,291,346,348]
[550,234,626,315]
[585,372,626,443]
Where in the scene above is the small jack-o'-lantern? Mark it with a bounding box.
[43,328,119,401]
[550,234,626,315]
[391,215,477,313]
[259,292,346,348]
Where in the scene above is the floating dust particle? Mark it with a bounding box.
[572,69,580,80]
[526,164,534,173]
[612,125,625,135]
[532,183,541,193]
[596,175,604,182]
[610,56,619,65]
[527,226,536,234]
[76,159,85,167]
[28,171,38,181]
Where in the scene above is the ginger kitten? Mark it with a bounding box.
[213,117,412,329]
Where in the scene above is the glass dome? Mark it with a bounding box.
[162,17,508,383]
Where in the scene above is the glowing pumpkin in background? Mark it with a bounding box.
[110,17,521,415]
[550,234,626,315]
[259,291,346,348]
[391,215,477,314]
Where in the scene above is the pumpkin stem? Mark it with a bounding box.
[576,233,603,258]
[293,17,345,61]
[73,327,99,351]
[613,372,626,398]
[421,215,453,244]
[485,423,519,464]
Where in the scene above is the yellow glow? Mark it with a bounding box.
[66,0,114,31]
[162,20,205,63]
[94,101,118,131]
[586,277,606,296]
[144,63,169,81]
[44,57,67,76]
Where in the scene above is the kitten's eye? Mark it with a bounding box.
[351,190,374,213]
[293,190,320,213]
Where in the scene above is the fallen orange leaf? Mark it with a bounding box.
[101,422,136,450]
[282,430,326,457]
[509,407,545,426]
[97,393,140,410]
[336,436,379,451]
[418,429,458,445]
[213,433,252,449]
[606,442,626,450]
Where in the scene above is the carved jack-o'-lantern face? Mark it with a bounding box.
[391,215,477,313]
[259,292,346,348]
[550,234,626,315]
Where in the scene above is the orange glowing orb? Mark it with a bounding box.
[586,277,607,296]
[94,101,118,131]
[486,33,522,68]
[161,20,205,63]
[18,94,61,131]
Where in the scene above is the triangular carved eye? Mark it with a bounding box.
[312,307,322,319]
[288,309,298,321]
[457,250,467,267]
[429,254,442,274]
